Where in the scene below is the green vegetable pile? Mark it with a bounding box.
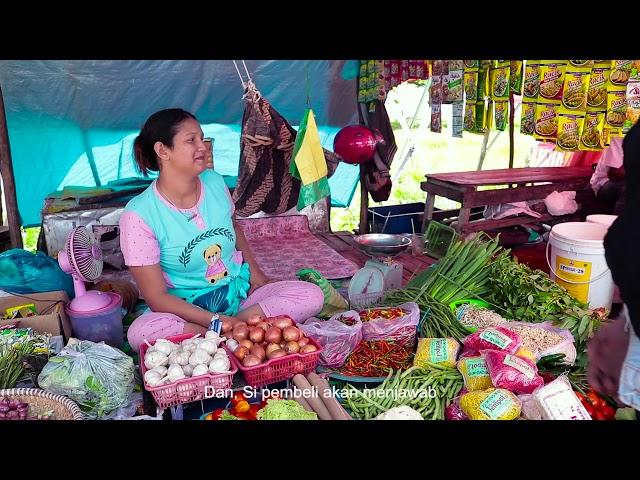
[488,251,604,353]
[256,399,318,420]
[344,363,463,420]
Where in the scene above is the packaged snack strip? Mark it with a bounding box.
[463,60,480,69]
[579,110,606,151]
[521,99,537,135]
[464,70,479,102]
[510,60,523,95]
[533,101,560,141]
[490,64,510,100]
[494,100,509,131]
[452,102,464,138]
[538,60,567,102]
[431,104,442,133]
[464,101,476,132]
[561,67,591,112]
[610,60,633,86]
[568,60,593,68]
[623,80,640,133]
[606,86,627,129]
[555,110,585,152]
[447,69,463,103]
[523,60,541,98]
[587,67,610,109]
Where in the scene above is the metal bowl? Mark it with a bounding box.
[353,233,411,257]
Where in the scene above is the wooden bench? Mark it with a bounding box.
[420,166,594,234]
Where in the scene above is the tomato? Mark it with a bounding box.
[601,405,616,420]
[234,400,251,414]
[593,411,607,421]
[587,391,606,409]
[583,402,596,417]
[231,391,247,406]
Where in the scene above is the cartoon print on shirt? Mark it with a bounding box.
[203,244,229,284]
[178,227,234,267]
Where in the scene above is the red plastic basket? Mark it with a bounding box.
[139,333,237,410]
[227,337,323,388]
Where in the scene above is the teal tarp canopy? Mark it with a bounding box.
[0,60,361,226]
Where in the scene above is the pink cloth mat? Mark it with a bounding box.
[236,215,359,280]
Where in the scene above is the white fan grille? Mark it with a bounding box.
[66,227,103,281]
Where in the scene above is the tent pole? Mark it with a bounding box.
[508,91,515,169]
[358,102,370,234]
[0,83,23,249]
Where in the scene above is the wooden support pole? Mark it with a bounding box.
[508,91,515,169]
[0,83,23,249]
[359,163,369,234]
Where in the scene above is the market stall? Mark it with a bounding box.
[0,59,638,421]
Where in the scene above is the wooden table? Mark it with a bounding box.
[420,166,594,234]
[315,232,436,286]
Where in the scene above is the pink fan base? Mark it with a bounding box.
[68,291,119,313]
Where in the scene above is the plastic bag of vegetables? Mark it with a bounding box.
[37,340,135,419]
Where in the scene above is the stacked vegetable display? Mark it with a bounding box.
[142,332,231,387]
[224,315,318,368]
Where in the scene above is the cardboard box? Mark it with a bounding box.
[0,290,72,339]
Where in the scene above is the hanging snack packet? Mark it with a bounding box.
[521,99,537,135]
[523,60,540,98]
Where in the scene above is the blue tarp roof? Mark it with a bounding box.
[0,60,361,226]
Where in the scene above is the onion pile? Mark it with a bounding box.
[228,315,318,368]
[0,397,52,420]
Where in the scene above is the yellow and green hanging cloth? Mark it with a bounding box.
[290,109,330,210]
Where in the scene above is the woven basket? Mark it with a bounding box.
[0,388,84,420]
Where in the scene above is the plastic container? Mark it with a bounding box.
[227,337,323,388]
[66,292,124,348]
[546,222,614,310]
[425,221,457,259]
[586,214,617,230]
[139,333,237,410]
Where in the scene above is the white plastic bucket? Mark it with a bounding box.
[546,222,613,310]
[586,214,617,230]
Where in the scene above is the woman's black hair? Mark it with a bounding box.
[133,108,197,176]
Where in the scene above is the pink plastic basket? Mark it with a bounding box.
[227,337,323,388]
[139,333,237,410]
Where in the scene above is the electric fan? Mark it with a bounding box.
[57,226,111,311]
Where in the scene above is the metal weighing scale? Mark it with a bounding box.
[349,234,411,304]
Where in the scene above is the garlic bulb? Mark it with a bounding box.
[182,364,194,377]
[154,339,173,356]
[189,349,212,366]
[191,364,209,377]
[144,370,166,387]
[167,364,186,382]
[151,365,168,376]
[209,357,230,373]
[198,340,218,355]
[144,351,168,370]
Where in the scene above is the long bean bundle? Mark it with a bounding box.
[344,364,463,420]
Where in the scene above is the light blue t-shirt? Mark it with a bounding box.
[123,170,250,314]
